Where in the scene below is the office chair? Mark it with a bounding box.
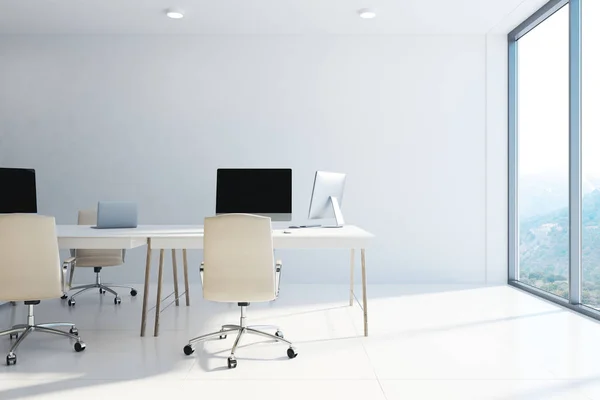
[0,214,86,366]
[65,208,137,306]
[182,214,298,369]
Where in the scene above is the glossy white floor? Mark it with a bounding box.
[2,283,600,399]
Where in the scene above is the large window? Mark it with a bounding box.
[508,0,600,319]
[582,0,600,308]
[517,5,569,298]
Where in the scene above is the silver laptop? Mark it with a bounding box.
[92,201,138,229]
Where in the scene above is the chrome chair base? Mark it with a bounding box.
[182,305,298,368]
[67,270,137,306]
[0,305,86,365]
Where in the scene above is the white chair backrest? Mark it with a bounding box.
[75,209,124,266]
[203,214,276,303]
[0,214,63,301]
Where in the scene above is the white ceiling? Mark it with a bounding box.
[0,0,546,35]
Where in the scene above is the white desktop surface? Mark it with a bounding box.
[56,225,204,249]
[150,225,373,250]
[56,225,373,250]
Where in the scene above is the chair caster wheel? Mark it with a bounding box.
[74,341,86,352]
[68,299,76,307]
[130,289,138,296]
[114,297,121,305]
[61,294,68,300]
[9,333,18,340]
[275,330,284,339]
[69,327,79,336]
[99,288,106,294]
[227,357,237,369]
[6,353,16,366]
[219,335,227,339]
[287,347,298,359]
[183,345,194,355]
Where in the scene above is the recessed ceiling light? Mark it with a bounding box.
[357,8,376,19]
[166,8,185,19]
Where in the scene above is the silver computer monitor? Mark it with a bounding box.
[307,171,346,228]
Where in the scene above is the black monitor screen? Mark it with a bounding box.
[0,168,37,213]
[216,169,292,215]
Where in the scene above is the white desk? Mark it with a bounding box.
[56,225,374,338]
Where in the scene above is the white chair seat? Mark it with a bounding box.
[65,208,133,306]
[0,214,86,366]
[73,253,124,268]
[183,214,297,369]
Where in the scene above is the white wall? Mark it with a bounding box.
[0,35,500,285]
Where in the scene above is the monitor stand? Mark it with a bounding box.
[322,196,344,228]
[290,197,345,229]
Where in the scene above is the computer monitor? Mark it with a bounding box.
[307,171,346,228]
[0,168,37,214]
[216,168,292,221]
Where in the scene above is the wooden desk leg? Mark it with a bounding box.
[350,249,355,306]
[154,249,165,337]
[183,249,190,306]
[171,249,180,306]
[361,249,368,337]
[140,241,152,337]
